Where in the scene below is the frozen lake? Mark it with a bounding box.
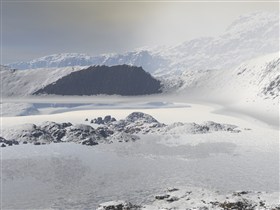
[0,99,279,209]
[1,137,278,209]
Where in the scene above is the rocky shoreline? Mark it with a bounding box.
[97,187,280,210]
[1,112,242,148]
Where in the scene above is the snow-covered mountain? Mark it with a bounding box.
[7,11,279,76]
[158,11,279,74]
[0,66,85,97]
[176,52,279,101]
[8,51,167,74]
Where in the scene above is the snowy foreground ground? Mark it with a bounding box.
[0,96,279,209]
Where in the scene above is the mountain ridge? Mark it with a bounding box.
[7,11,278,76]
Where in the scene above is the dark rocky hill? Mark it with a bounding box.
[34,65,162,96]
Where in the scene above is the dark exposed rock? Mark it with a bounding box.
[81,138,98,146]
[92,115,117,125]
[66,124,100,143]
[104,115,112,123]
[1,143,6,147]
[96,127,114,138]
[95,117,104,125]
[125,112,159,124]
[34,142,41,145]
[155,194,170,200]
[166,196,179,202]
[12,140,19,145]
[218,199,256,209]
[0,137,18,146]
[6,140,13,146]
[51,129,66,142]
[233,191,250,196]
[23,141,28,144]
[0,137,5,143]
[34,65,162,96]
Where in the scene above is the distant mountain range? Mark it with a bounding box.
[7,11,279,76]
[8,51,167,74]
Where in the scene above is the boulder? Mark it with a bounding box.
[104,115,112,123]
[12,140,19,145]
[81,138,98,146]
[0,137,5,143]
[125,112,159,124]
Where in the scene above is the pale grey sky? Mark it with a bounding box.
[2,1,278,63]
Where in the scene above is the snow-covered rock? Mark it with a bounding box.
[125,112,159,124]
[98,187,280,210]
[162,121,240,135]
[1,112,241,147]
[97,200,139,210]
[108,132,140,143]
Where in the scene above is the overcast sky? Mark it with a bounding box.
[1,1,278,64]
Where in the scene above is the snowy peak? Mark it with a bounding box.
[162,11,279,73]
[225,11,278,35]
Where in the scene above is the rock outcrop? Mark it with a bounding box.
[34,65,162,96]
[97,187,280,210]
[1,112,241,147]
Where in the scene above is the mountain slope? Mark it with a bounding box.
[0,66,85,97]
[34,65,162,96]
[158,11,279,74]
[177,52,279,102]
